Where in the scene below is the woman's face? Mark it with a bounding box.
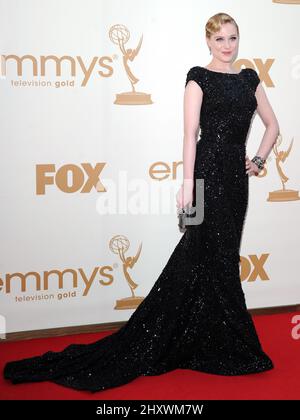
[207,22,239,63]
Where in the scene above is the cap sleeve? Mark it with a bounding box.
[247,68,261,91]
[185,66,203,90]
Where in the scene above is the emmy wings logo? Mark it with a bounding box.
[273,0,300,3]
[267,134,300,201]
[0,235,145,310]
[109,235,144,309]
[1,23,152,104]
[109,25,153,105]
[249,133,299,202]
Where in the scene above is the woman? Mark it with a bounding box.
[3,12,278,392]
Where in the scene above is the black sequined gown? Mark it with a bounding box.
[3,66,274,392]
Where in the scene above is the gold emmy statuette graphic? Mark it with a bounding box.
[109,24,153,105]
[109,235,144,309]
[273,1,300,4]
[267,134,300,201]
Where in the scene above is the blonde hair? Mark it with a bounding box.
[205,12,239,39]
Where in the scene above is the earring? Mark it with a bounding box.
[209,47,211,55]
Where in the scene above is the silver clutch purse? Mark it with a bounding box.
[177,207,187,231]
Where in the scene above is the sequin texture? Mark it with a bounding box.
[3,66,274,392]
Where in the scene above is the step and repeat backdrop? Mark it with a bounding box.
[0,0,299,336]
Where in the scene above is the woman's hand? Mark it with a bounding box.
[245,155,259,176]
[176,181,194,209]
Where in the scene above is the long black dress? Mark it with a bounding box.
[3,66,274,392]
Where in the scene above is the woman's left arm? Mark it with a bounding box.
[246,82,280,176]
[254,82,280,159]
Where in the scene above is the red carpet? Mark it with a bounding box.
[0,311,299,400]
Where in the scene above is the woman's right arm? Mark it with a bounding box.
[176,78,203,208]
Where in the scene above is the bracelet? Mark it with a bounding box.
[251,155,266,171]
